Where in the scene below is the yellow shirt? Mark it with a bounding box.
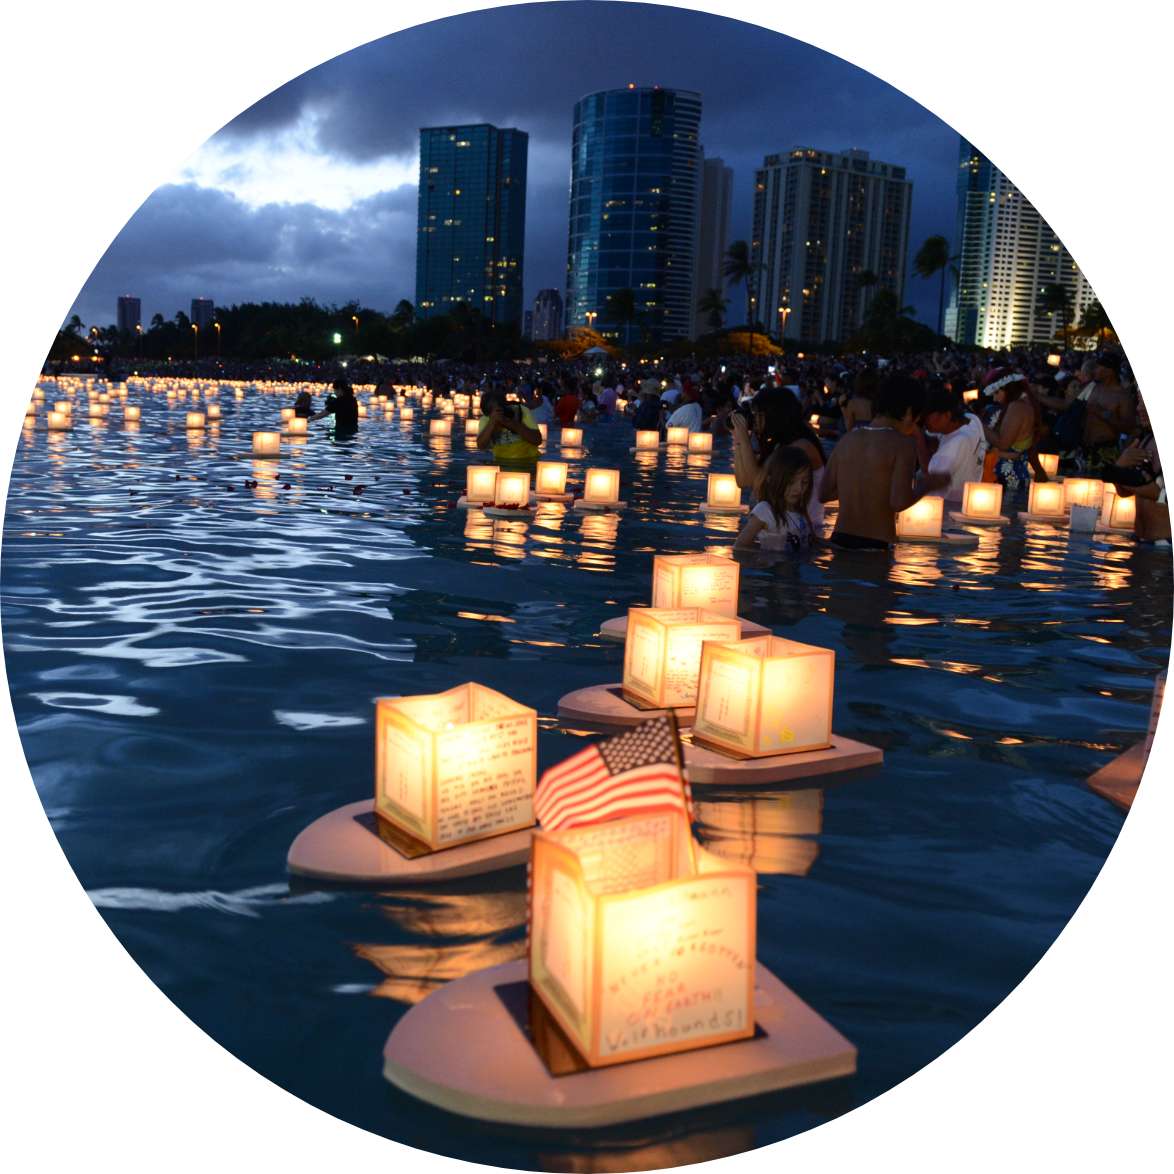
[478,405,540,467]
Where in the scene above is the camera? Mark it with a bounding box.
[1103,460,1153,488]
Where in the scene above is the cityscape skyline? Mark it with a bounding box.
[68,3,963,337]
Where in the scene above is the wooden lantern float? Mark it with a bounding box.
[665,426,689,448]
[185,411,206,430]
[633,430,660,452]
[429,417,453,438]
[622,608,742,711]
[895,495,945,539]
[950,480,1009,525]
[483,470,534,518]
[560,426,583,449]
[376,683,537,853]
[529,721,756,1069]
[460,465,499,508]
[701,473,748,515]
[692,636,834,758]
[1063,477,1105,511]
[652,554,739,616]
[687,432,713,454]
[252,431,281,459]
[1024,479,1068,522]
[575,467,625,511]
[534,460,571,501]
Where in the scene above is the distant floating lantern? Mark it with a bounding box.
[284,417,308,438]
[1027,479,1066,519]
[252,431,281,458]
[376,684,537,852]
[400,407,415,421]
[1047,353,1062,368]
[281,407,295,423]
[429,418,452,437]
[357,403,368,418]
[651,553,740,616]
[1036,453,1060,479]
[693,636,835,758]
[535,460,570,498]
[962,388,979,404]
[54,401,71,415]
[959,480,1003,520]
[1063,477,1104,510]
[464,465,499,505]
[687,432,713,454]
[494,470,532,509]
[896,495,945,539]
[234,389,245,400]
[440,399,456,416]
[560,426,583,449]
[206,404,221,420]
[703,473,746,513]
[581,467,623,508]
[635,430,660,451]
[464,417,480,437]
[622,607,742,710]
[186,411,206,430]
[47,411,71,431]
[32,389,44,402]
[665,425,689,447]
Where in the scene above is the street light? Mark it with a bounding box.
[777,305,791,342]
[135,323,143,358]
[351,314,360,337]
[332,332,342,346]
[191,322,198,359]
[585,310,597,331]
[213,320,221,357]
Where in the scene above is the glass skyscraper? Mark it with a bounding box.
[415,123,528,327]
[566,86,702,344]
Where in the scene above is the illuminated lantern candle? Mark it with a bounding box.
[285,417,308,437]
[809,413,821,428]
[1063,477,1104,511]
[252,431,281,458]
[429,418,452,437]
[537,422,549,444]
[47,411,71,431]
[205,404,221,420]
[962,388,979,404]
[440,399,455,415]
[560,426,583,449]
[400,407,415,421]
[1027,479,1067,518]
[1105,491,1136,530]
[665,425,689,447]
[1037,453,1060,479]
[582,467,622,507]
[54,401,71,415]
[32,389,44,402]
[281,407,295,423]
[960,480,1003,519]
[464,465,499,504]
[622,607,742,710]
[234,389,245,401]
[529,761,755,1067]
[494,470,532,509]
[535,460,569,497]
[687,431,713,454]
[896,495,945,539]
[1047,353,1062,368]
[376,683,537,852]
[705,472,745,512]
[463,417,480,438]
[635,430,660,451]
[693,636,835,758]
[186,411,206,430]
[651,553,740,616]
[357,403,368,418]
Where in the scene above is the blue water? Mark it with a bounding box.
[3,385,1168,1170]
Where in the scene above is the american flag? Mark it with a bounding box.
[534,715,690,831]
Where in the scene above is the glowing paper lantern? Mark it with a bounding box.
[464,417,480,437]
[960,481,1003,519]
[401,407,415,421]
[281,407,295,423]
[357,403,368,418]
[582,467,621,507]
[560,427,583,449]
[896,495,945,539]
[252,431,281,458]
[206,404,221,420]
[1047,353,1062,368]
[1063,477,1105,510]
[124,405,141,422]
[665,426,688,447]
[530,803,755,1068]
[635,430,660,451]
[651,554,740,616]
[429,418,453,438]
[687,432,713,454]
[535,461,569,497]
[46,411,71,431]
[186,412,206,430]
[465,465,499,504]
[375,683,537,852]
[1103,490,1136,530]
[693,636,834,758]
[1028,480,1066,518]
[494,470,532,509]
[54,401,71,415]
[705,473,743,510]
[1037,453,1060,478]
[285,417,308,437]
[622,608,742,710]
[962,388,979,404]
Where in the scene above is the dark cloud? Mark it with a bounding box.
[72,1,964,329]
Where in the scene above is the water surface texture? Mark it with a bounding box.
[4,386,1168,1170]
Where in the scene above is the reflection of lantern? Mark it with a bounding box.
[464,417,480,437]
[186,411,206,430]
[560,427,582,448]
[429,418,452,437]
[1037,453,1060,478]
[495,470,531,509]
[705,473,743,511]
[896,495,944,538]
[1063,477,1104,510]
[622,608,742,709]
[530,806,755,1068]
[693,636,834,757]
[651,554,740,616]
[252,431,281,458]
[666,426,688,447]
[1028,480,1066,518]
[582,467,621,506]
[960,480,1002,519]
[535,461,569,496]
[635,430,659,451]
[465,465,499,504]
[695,791,823,876]
[285,417,308,437]
[376,683,537,852]
[47,411,71,431]
[687,432,713,454]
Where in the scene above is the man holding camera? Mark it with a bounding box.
[476,385,542,469]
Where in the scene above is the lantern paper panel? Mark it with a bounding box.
[429,418,452,437]
[561,427,583,448]
[375,683,537,852]
[1063,477,1104,510]
[706,473,742,509]
[1027,480,1066,517]
[583,467,621,505]
[651,554,740,616]
[535,461,569,496]
[622,608,742,710]
[961,481,1003,518]
[186,412,206,429]
[286,417,308,436]
[1107,492,1136,529]
[895,496,944,538]
[635,430,660,451]
[687,432,713,454]
[495,471,532,508]
[465,465,499,503]
[692,636,834,758]
[666,426,689,447]
[530,810,755,1068]
[252,431,281,458]
[1037,453,1060,478]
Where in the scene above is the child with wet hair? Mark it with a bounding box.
[735,445,815,552]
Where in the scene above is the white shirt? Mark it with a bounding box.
[928,413,986,503]
[529,397,554,425]
[666,401,703,432]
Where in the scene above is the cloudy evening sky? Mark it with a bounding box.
[69,1,968,331]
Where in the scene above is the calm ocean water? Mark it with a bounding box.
[3,387,1168,1170]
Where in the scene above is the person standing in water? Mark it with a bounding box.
[311,378,359,437]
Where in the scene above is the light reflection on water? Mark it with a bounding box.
[2,386,1171,1169]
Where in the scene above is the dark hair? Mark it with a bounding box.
[479,386,509,414]
[876,375,926,422]
[921,386,964,421]
[756,445,813,529]
[332,377,352,394]
[750,386,820,459]
[852,370,879,401]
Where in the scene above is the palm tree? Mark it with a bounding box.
[913,235,952,333]
[1038,284,1073,349]
[1080,299,1113,344]
[696,288,728,333]
[64,314,84,336]
[606,287,641,345]
[390,299,415,330]
[723,240,759,356]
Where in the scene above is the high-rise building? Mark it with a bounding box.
[415,123,528,327]
[692,154,732,338]
[191,298,214,329]
[566,85,702,344]
[751,148,912,344]
[530,288,564,341]
[945,139,1096,348]
[116,295,141,334]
